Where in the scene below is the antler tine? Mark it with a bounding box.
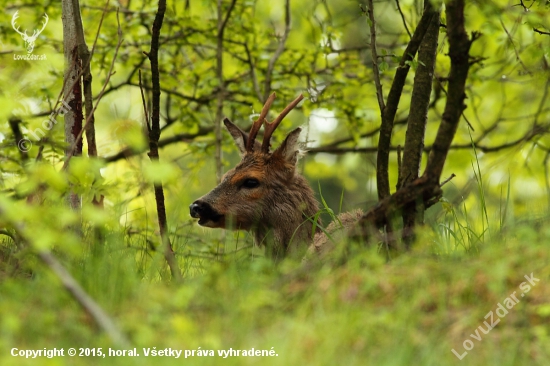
[246,92,276,151]
[261,94,304,153]
[11,11,26,36]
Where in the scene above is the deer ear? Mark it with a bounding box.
[273,128,303,165]
[223,118,261,155]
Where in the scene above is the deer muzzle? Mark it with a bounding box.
[189,200,224,228]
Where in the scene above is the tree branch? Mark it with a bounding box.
[363,1,385,112]
[263,0,291,101]
[215,0,237,183]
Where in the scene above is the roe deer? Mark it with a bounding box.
[189,93,362,259]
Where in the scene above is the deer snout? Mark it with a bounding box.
[189,201,203,218]
[189,200,223,227]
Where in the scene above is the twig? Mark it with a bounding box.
[244,42,263,101]
[104,128,213,163]
[263,0,291,101]
[395,0,412,38]
[440,173,456,187]
[363,1,385,112]
[500,18,532,76]
[138,69,150,131]
[533,28,550,36]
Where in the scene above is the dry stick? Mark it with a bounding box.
[62,9,123,171]
[364,0,385,112]
[0,206,129,347]
[376,7,435,200]
[215,0,238,183]
[147,0,182,282]
[263,0,291,101]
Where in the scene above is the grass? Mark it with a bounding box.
[1,158,549,365]
[1,214,550,366]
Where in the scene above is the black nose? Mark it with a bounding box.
[189,201,203,218]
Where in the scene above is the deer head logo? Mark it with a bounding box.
[11,11,49,54]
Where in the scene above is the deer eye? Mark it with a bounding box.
[242,178,260,189]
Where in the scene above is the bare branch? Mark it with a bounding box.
[363,1,385,112]
[534,27,550,36]
[500,18,532,76]
[263,0,291,101]
[395,0,412,38]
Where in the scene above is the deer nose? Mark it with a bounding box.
[189,201,204,218]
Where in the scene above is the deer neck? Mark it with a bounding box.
[252,175,321,259]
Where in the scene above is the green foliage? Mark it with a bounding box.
[1,0,550,364]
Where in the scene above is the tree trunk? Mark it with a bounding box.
[61,0,84,212]
[398,4,441,247]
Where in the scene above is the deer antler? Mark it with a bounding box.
[11,11,27,37]
[246,93,304,153]
[247,93,276,152]
[34,13,49,38]
[261,94,304,153]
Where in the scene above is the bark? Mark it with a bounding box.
[399,4,441,247]
[8,117,28,161]
[423,0,476,182]
[376,6,437,200]
[62,0,84,212]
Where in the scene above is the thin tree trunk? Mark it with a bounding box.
[358,0,475,243]
[398,4,440,247]
[62,0,84,212]
[148,0,182,282]
[376,7,437,200]
[215,0,237,183]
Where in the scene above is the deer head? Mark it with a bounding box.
[190,93,321,259]
[11,11,49,54]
